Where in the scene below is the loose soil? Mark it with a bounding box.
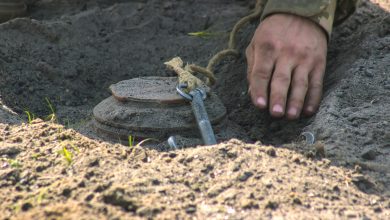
[0,0,389,219]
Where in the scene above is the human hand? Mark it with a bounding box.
[246,13,328,120]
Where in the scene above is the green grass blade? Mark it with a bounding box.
[128,135,135,147]
[188,31,217,38]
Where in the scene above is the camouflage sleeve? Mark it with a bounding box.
[261,0,360,39]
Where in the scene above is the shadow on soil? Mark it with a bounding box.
[0,0,388,197]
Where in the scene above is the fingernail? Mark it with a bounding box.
[288,107,298,117]
[272,104,283,114]
[306,106,314,113]
[256,97,266,107]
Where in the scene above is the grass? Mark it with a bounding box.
[24,111,35,124]
[136,138,159,147]
[45,97,56,122]
[31,153,42,160]
[188,31,220,38]
[57,141,80,165]
[36,189,47,204]
[8,159,22,168]
[11,204,21,213]
[23,97,57,124]
[128,135,135,147]
[128,135,159,148]
[57,145,73,165]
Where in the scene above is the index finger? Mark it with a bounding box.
[248,43,276,109]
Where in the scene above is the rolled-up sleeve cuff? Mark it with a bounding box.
[261,0,337,41]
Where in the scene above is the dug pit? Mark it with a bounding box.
[0,0,389,197]
[0,0,389,219]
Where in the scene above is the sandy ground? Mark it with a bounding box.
[0,0,389,219]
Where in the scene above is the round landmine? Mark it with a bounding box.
[93,77,226,142]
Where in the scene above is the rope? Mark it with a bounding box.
[165,0,267,91]
[164,57,207,92]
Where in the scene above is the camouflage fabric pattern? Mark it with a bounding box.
[261,0,360,39]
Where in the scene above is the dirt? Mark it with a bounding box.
[0,0,389,219]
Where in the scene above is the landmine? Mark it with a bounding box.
[93,77,227,145]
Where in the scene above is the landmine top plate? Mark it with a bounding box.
[110,77,186,104]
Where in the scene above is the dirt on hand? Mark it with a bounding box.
[0,0,389,219]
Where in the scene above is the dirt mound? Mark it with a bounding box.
[0,121,388,219]
[0,0,389,219]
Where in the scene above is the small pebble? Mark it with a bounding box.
[344,210,358,218]
[292,156,300,164]
[364,69,374,77]
[21,202,33,211]
[241,198,258,209]
[292,198,302,205]
[265,200,278,210]
[185,205,197,214]
[374,207,382,213]
[266,148,276,157]
[361,149,377,160]
[238,171,253,182]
